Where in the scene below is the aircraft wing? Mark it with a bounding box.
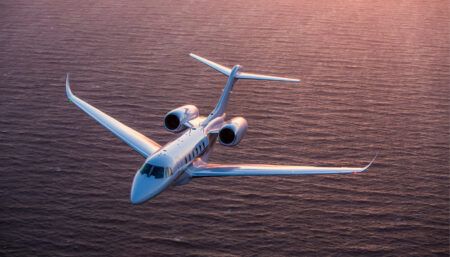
[190,156,376,177]
[65,75,160,158]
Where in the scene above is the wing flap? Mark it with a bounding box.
[65,75,160,158]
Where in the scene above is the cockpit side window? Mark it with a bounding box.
[140,163,153,176]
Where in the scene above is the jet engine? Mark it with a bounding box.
[164,105,199,133]
[218,117,248,146]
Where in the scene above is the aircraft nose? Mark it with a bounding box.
[130,169,168,204]
[130,184,146,205]
[130,171,154,204]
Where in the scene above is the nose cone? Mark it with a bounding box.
[130,170,169,204]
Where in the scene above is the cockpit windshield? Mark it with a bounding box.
[140,164,172,179]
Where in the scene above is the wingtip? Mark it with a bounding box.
[285,78,300,83]
[362,152,378,172]
[65,73,73,98]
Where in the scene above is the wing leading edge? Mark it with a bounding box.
[190,155,377,177]
[65,74,160,158]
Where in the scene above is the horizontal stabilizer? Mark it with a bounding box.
[236,72,300,82]
[189,53,300,82]
[189,53,231,76]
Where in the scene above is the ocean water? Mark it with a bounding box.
[0,0,449,256]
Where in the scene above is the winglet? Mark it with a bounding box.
[65,73,74,99]
[362,152,378,172]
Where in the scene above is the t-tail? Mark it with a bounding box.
[189,53,300,123]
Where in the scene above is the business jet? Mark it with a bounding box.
[65,53,375,204]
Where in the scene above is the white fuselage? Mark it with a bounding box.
[130,116,221,203]
[157,123,211,173]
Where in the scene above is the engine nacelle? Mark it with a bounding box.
[164,105,199,133]
[218,117,248,146]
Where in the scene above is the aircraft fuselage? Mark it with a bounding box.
[130,117,217,204]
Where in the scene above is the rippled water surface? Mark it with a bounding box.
[1,0,449,256]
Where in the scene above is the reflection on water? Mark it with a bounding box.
[0,0,448,256]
